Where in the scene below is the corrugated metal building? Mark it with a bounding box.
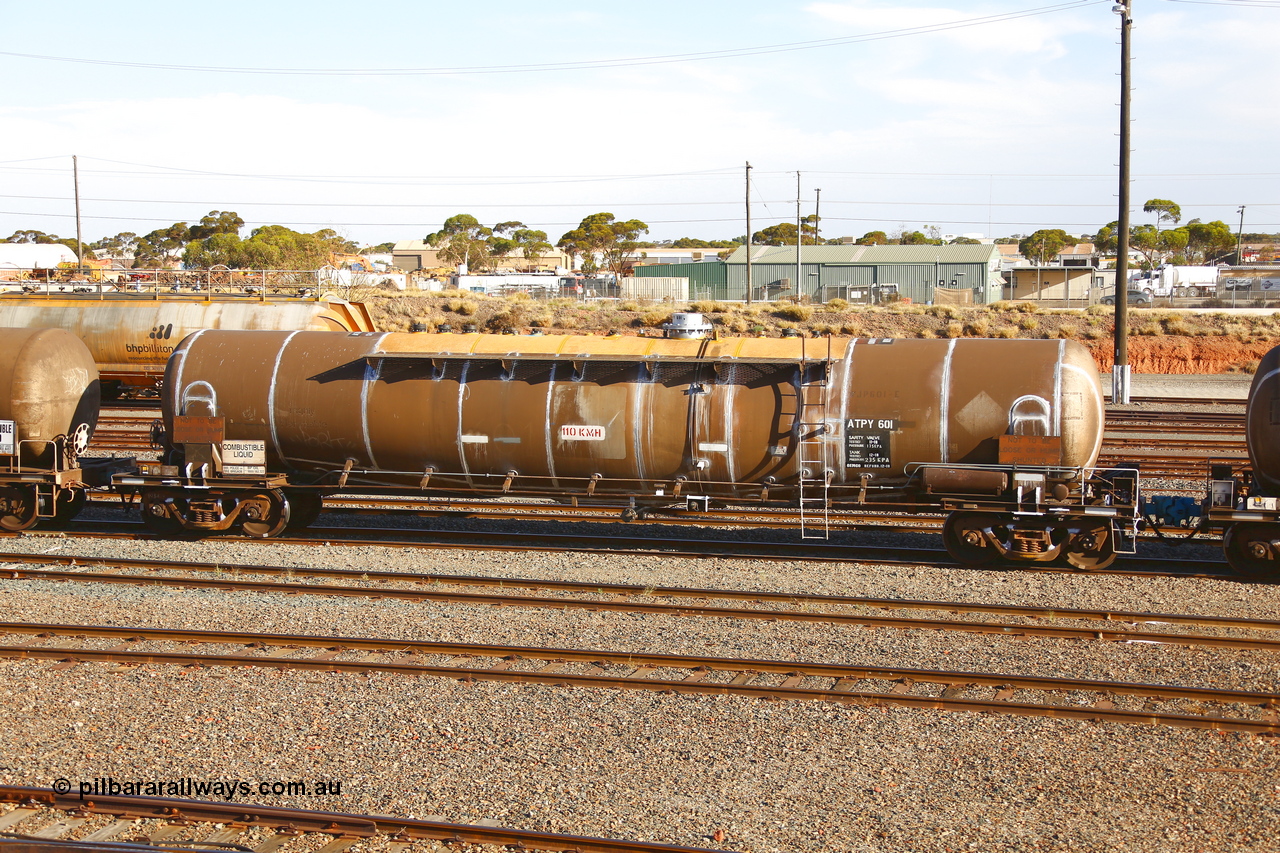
[634,244,1003,304]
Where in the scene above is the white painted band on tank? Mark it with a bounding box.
[168,329,207,415]
[544,362,559,488]
[456,360,474,488]
[360,334,391,470]
[838,338,857,480]
[722,383,737,484]
[267,331,303,468]
[939,339,958,463]
[1054,339,1064,437]
[629,365,647,488]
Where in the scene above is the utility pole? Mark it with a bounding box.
[795,171,802,302]
[814,188,822,246]
[1237,205,1246,265]
[73,155,84,276]
[1113,0,1133,404]
[745,161,753,305]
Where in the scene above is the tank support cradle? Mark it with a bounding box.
[942,511,1118,570]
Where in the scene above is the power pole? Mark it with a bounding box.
[1113,0,1133,404]
[745,161,753,305]
[1237,205,1246,265]
[73,155,84,276]
[814,188,822,246]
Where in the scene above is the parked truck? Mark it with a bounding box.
[1129,265,1221,298]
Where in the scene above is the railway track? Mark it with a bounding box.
[2,622,1275,733]
[5,555,1277,650]
[0,786,715,853]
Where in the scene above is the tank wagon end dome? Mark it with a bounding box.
[0,327,100,463]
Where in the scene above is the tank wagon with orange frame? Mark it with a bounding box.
[119,329,1140,568]
[0,295,374,397]
[0,327,101,530]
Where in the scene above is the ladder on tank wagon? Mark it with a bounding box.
[797,337,833,540]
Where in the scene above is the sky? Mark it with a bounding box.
[1,0,1277,249]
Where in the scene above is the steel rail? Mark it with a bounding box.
[0,550,1260,628]
[0,786,722,853]
[7,565,1279,652]
[2,623,1276,733]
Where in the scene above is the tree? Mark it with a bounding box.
[668,237,739,249]
[1143,198,1181,231]
[752,222,798,246]
[187,210,244,242]
[133,223,190,267]
[557,213,649,280]
[1130,224,1161,270]
[857,231,887,245]
[513,228,553,266]
[949,236,981,245]
[752,220,824,246]
[426,214,494,271]
[1181,219,1235,265]
[3,229,59,243]
[183,225,357,269]
[899,231,933,245]
[1018,229,1071,265]
[90,232,139,255]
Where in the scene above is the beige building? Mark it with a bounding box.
[392,240,570,273]
[1006,267,1098,302]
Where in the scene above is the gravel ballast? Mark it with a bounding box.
[1,530,1277,852]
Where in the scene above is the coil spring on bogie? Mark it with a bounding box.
[191,509,220,524]
[1010,530,1048,554]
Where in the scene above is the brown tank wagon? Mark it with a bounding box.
[0,327,100,530]
[0,296,373,397]
[126,330,1138,567]
[1201,344,1280,576]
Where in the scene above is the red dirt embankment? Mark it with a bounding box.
[1083,337,1278,374]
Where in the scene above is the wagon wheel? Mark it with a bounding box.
[42,488,87,530]
[942,512,1004,567]
[238,490,291,539]
[0,486,40,532]
[1063,519,1116,570]
[1223,522,1280,579]
[140,490,186,535]
[283,490,323,531]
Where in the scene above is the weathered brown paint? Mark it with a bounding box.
[163,332,1105,497]
[0,298,373,387]
[1247,344,1280,495]
[0,327,99,465]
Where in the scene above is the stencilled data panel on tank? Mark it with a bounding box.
[845,418,896,469]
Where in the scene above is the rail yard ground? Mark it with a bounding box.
[359,292,1280,375]
[1,506,1278,852]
